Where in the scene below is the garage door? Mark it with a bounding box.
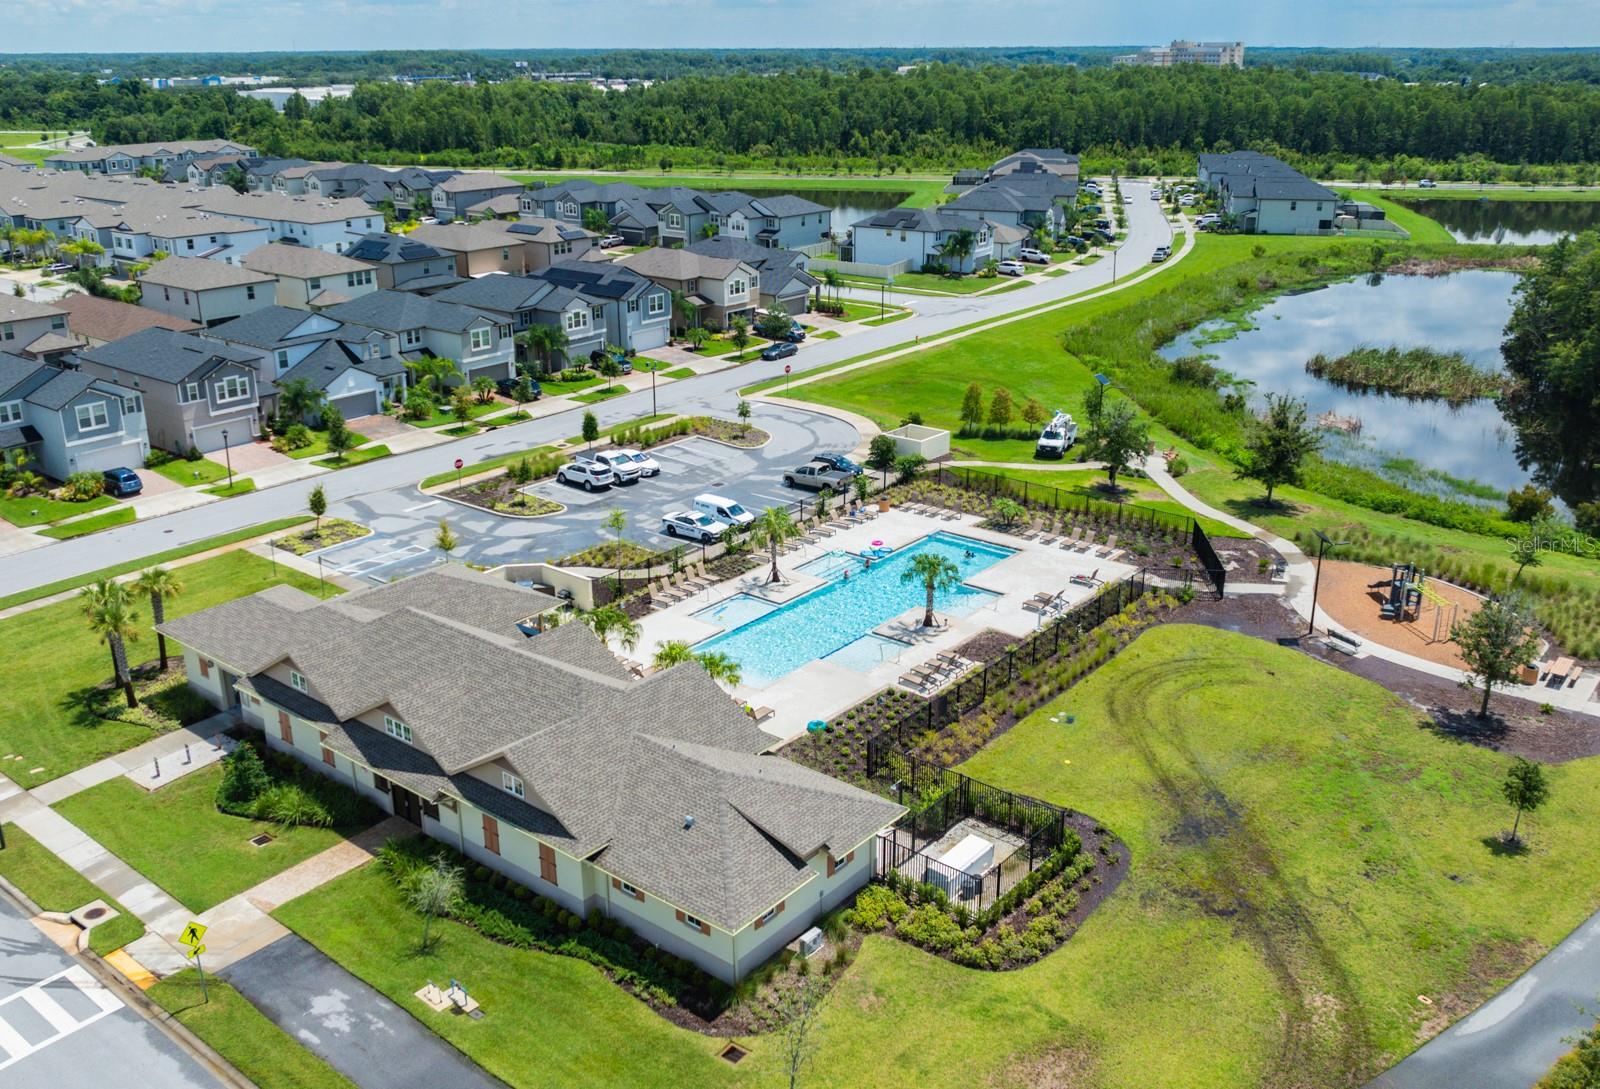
[328,391,379,421]
[73,438,147,474]
[190,419,254,454]
[630,324,668,352]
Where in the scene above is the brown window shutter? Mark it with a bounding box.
[675,909,686,924]
[612,876,623,892]
[482,814,500,855]
[775,900,785,917]
[199,658,211,678]
[538,843,557,886]
[826,854,836,878]
[699,919,710,936]
[277,711,292,744]
[321,746,335,767]
[845,850,856,865]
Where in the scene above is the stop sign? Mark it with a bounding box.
[454,458,464,469]
[784,364,792,374]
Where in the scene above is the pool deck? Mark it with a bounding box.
[632,508,1137,742]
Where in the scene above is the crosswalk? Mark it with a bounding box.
[0,965,123,1072]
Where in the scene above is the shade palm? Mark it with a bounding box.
[516,324,570,374]
[583,604,640,654]
[750,506,800,585]
[80,579,140,708]
[901,552,961,628]
[132,566,183,671]
[695,651,742,690]
[651,640,696,671]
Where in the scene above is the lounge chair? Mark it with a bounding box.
[1070,568,1101,587]
[812,525,836,538]
[747,705,775,723]
[935,652,966,670]
[1036,530,1060,545]
[1023,591,1061,613]
[1094,534,1119,558]
[1073,533,1095,553]
[1058,527,1082,550]
[828,520,853,530]
[899,668,937,690]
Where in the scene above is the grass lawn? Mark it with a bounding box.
[631,358,674,372]
[538,373,606,396]
[0,492,115,528]
[420,445,557,489]
[814,329,841,341]
[1332,189,1456,245]
[1044,267,1071,277]
[313,444,392,469]
[826,299,903,322]
[0,550,322,788]
[285,429,373,458]
[151,458,229,487]
[204,478,256,497]
[275,624,1600,1089]
[38,507,136,539]
[978,280,1032,296]
[573,384,629,404]
[55,764,359,912]
[662,367,697,379]
[697,334,769,358]
[411,401,502,429]
[0,826,145,955]
[979,466,1247,538]
[843,271,996,295]
[149,971,359,1089]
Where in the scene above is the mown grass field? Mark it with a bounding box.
[506,170,947,207]
[274,625,1600,1089]
[0,551,322,788]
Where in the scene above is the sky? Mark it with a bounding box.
[0,0,1595,54]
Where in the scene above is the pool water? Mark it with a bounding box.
[692,593,777,629]
[698,532,1013,689]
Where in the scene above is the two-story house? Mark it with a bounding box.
[43,139,259,177]
[77,328,263,453]
[322,290,515,388]
[850,208,995,273]
[942,174,1074,233]
[49,295,199,349]
[207,306,406,421]
[160,566,904,985]
[406,221,535,277]
[241,243,381,309]
[527,260,672,355]
[1,297,74,357]
[190,190,384,254]
[684,237,819,315]
[0,352,149,480]
[703,192,832,249]
[502,218,599,270]
[136,256,277,327]
[616,248,759,331]
[1200,152,1337,234]
[343,233,465,294]
[430,173,526,224]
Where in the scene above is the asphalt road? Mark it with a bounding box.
[1368,906,1600,1089]
[323,399,856,583]
[220,935,508,1089]
[0,179,1173,599]
[0,895,223,1089]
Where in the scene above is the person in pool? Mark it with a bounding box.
[963,549,975,560]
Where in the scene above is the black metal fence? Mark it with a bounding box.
[874,760,1075,912]
[1190,520,1227,597]
[864,569,1148,778]
[929,464,1197,536]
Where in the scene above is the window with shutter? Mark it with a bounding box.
[538,843,558,886]
[198,658,211,678]
[277,711,292,744]
[321,746,335,767]
[482,814,500,855]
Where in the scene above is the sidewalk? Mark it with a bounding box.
[31,711,238,806]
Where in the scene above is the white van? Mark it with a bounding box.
[694,493,754,528]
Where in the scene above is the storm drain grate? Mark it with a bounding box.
[249,833,275,847]
[719,1044,749,1065]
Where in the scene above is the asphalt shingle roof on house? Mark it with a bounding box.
[321,290,493,334]
[158,566,902,930]
[616,247,745,282]
[79,327,259,385]
[206,305,349,349]
[277,338,405,390]
[435,172,524,195]
[242,242,373,279]
[24,367,97,410]
[683,237,818,298]
[852,206,984,233]
[0,351,127,410]
[406,221,524,253]
[49,295,198,342]
[430,275,553,313]
[136,256,277,291]
[0,296,63,323]
[0,352,42,398]
[344,232,450,265]
[531,259,652,300]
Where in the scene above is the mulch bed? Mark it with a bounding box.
[271,519,369,555]
[952,629,1023,664]
[1209,535,1287,585]
[442,476,563,517]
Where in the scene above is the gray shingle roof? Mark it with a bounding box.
[853,207,983,233]
[322,290,491,334]
[684,237,817,299]
[207,305,345,349]
[25,368,97,410]
[242,242,372,279]
[430,275,553,314]
[160,566,902,929]
[48,295,198,342]
[79,327,259,384]
[344,233,448,265]
[137,256,275,291]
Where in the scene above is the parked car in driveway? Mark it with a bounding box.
[573,450,640,484]
[599,234,626,247]
[661,510,724,542]
[783,462,855,491]
[555,460,615,491]
[761,341,799,361]
[614,448,660,477]
[996,259,1026,277]
[102,467,142,498]
[496,375,542,399]
[1019,248,1050,264]
[811,452,863,476]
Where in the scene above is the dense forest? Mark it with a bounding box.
[4,64,1600,176]
[7,46,1600,85]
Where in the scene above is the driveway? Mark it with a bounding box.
[220,935,507,1089]
[1368,906,1600,1089]
[205,440,293,475]
[0,895,223,1089]
[319,400,857,583]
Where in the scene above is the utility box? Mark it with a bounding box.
[929,833,995,899]
[798,927,825,959]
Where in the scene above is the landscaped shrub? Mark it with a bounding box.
[215,743,271,815]
[62,471,104,500]
[253,782,333,828]
[271,423,314,453]
[848,884,910,931]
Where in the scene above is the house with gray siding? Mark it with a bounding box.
[702,192,831,249]
[241,243,381,309]
[207,306,406,420]
[942,174,1074,232]
[77,329,263,453]
[1199,152,1337,234]
[616,248,761,331]
[526,260,672,355]
[321,290,516,387]
[137,256,277,327]
[160,566,904,984]
[684,237,819,315]
[1,297,73,356]
[0,353,149,480]
[430,173,526,223]
[343,233,465,294]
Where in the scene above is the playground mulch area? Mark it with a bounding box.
[1313,559,1485,670]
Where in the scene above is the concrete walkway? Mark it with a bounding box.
[32,711,238,806]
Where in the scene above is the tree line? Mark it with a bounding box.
[7,63,1600,171]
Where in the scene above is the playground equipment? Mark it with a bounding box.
[1376,562,1459,643]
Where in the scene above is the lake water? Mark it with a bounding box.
[1409,198,1600,245]
[1160,271,1532,498]
[736,187,907,237]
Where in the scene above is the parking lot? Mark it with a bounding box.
[319,403,859,583]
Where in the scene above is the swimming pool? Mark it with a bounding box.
[692,593,778,629]
[698,532,1013,689]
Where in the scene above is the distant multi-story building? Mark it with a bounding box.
[1113,40,1245,69]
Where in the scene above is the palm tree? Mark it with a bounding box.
[682,326,711,352]
[582,604,640,654]
[61,237,105,270]
[405,356,464,398]
[901,552,961,628]
[819,268,841,311]
[750,506,800,585]
[132,567,183,671]
[939,228,976,273]
[651,641,742,688]
[671,289,697,336]
[651,640,696,671]
[516,324,569,374]
[80,580,140,708]
[276,377,325,425]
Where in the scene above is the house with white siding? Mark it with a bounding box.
[136,256,277,327]
[159,567,904,984]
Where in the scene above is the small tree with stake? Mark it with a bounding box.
[1501,757,1549,846]
[1453,594,1542,718]
[603,507,628,584]
[434,517,458,562]
[308,483,327,533]
[736,399,752,436]
[408,857,463,952]
[582,410,600,449]
[1238,394,1321,503]
[866,434,898,488]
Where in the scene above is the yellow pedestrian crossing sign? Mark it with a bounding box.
[185,944,206,959]
[178,921,207,949]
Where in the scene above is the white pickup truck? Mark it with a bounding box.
[572,450,641,484]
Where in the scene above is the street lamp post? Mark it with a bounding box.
[221,430,233,489]
[650,363,657,418]
[1307,529,1350,637]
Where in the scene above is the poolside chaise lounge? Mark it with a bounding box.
[1058,527,1083,550]
[1094,534,1120,558]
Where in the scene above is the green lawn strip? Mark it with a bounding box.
[421,445,557,489]
[538,374,606,396]
[574,384,629,404]
[814,330,841,341]
[862,309,915,326]
[0,550,323,787]
[412,401,503,429]
[312,444,392,469]
[151,458,230,487]
[0,826,144,955]
[662,367,697,378]
[631,358,674,372]
[979,280,1034,297]
[54,766,354,913]
[1332,189,1455,245]
[507,169,945,207]
[285,429,373,460]
[1344,186,1600,203]
[1043,268,1071,277]
[0,492,115,528]
[973,466,1246,538]
[204,478,257,497]
[148,971,360,1089]
[824,299,902,322]
[696,335,769,358]
[274,866,739,1089]
[38,507,136,540]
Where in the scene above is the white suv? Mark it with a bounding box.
[1019,248,1049,264]
[996,259,1026,276]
